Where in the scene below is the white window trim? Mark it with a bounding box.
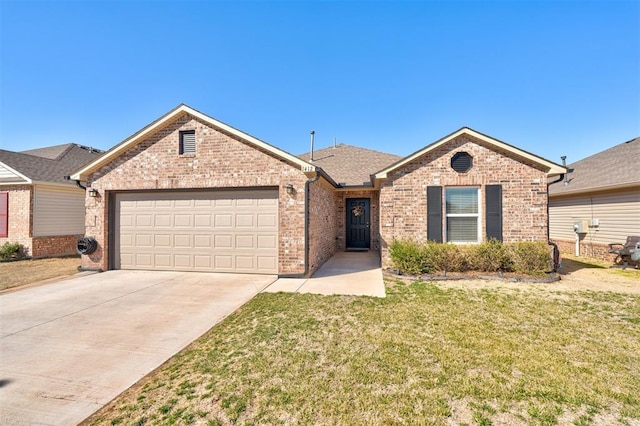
[445,186,481,244]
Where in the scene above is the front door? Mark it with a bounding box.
[346,198,370,250]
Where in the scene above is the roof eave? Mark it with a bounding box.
[549,182,640,197]
[0,160,32,184]
[69,104,315,181]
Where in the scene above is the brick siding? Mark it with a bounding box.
[307,180,339,275]
[82,114,309,274]
[379,135,549,267]
[553,238,618,264]
[0,186,33,256]
[32,235,82,258]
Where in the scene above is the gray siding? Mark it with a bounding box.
[33,185,85,237]
[549,187,640,244]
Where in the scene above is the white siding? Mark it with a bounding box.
[33,185,86,237]
[549,188,640,244]
[0,163,27,183]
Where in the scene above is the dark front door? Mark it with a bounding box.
[346,198,370,249]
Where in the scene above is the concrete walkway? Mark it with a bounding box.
[0,271,275,426]
[263,251,386,297]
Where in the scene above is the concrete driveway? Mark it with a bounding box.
[0,270,275,426]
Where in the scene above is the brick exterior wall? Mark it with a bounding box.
[553,238,618,264]
[379,135,549,267]
[307,180,339,275]
[335,189,380,252]
[82,114,309,274]
[32,235,82,258]
[0,186,33,256]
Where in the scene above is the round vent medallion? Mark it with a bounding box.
[451,152,473,173]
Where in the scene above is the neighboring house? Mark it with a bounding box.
[549,137,640,262]
[0,144,102,257]
[69,104,566,275]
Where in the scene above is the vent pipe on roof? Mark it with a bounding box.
[334,137,337,148]
[561,156,568,185]
[310,131,315,162]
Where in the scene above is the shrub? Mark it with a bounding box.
[389,239,434,275]
[508,241,552,275]
[430,243,468,275]
[468,239,512,272]
[0,242,22,260]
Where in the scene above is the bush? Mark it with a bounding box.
[390,239,553,276]
[468,239,512,272]
[0,242,22,260]
[389,239,434,275]
[508,241,552,275]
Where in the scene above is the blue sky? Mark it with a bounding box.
[1,0,638,165]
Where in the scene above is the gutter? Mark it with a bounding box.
[64,175,86,190]
[547,172,565,273]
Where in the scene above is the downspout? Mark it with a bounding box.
[303,171,321,277]
[64,175,86,190]
[546,158,566,272]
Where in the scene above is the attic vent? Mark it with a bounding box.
[179,130,196,154]
[451,152,472,173]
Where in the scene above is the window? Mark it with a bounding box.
[0,192,8,237]
[446,187,479,243]
[179,130,196,154]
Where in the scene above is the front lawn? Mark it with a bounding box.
[0,256,81,291]
[85,280,640,425]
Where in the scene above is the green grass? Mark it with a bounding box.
[85,280,640,425]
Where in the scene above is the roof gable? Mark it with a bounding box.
[374,127,566,180]
[549,136,640,196]
[0,144,102,185]
[298,144,401,186]
[69,104,316,181]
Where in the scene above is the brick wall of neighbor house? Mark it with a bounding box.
[336,190,381,252]
[0,186,33,256]
[81,114,309,274]
[307,180,339,275]
[32,235,82,258]
[554,239,618,264]
[379,135,549,267]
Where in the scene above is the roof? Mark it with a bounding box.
[70,104,319,182]
[298,144,401,186]
[374,127,567,180]
[0,144,102,185]
[549,136,640,196]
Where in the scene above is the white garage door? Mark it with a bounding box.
[114,190,278,273]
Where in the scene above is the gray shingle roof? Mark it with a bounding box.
[0,144,102,184]
[299,144,401,186]
[549,136,640,195]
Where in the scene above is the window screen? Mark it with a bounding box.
[180,130,196,154]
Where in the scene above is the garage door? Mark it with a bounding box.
[114,190,278,273]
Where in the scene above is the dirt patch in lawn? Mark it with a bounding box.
[0,256,81,291]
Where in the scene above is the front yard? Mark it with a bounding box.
[0,256,80,291]
[85,271,640,425]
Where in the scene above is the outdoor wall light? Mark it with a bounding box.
[88,188,99,198]
[285,184,295,195]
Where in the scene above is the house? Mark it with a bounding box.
[549,137,640,262]
[0,144,102,257]
[69,104,566,275]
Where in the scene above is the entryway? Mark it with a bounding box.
[346,198,370,250]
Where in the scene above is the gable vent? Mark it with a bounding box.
[451,152,472,173]
[180,131,196,154]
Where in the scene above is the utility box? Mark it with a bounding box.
[573,220,589,234]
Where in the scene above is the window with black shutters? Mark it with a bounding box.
[179,130,196,154]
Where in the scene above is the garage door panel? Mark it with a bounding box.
[115,190,278,273]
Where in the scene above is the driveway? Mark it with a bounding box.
[0,270,276,425]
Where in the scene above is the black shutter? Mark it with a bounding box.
[427,186,443,242]
[485,184,502,242]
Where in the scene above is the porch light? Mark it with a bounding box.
[88,188,99,198]
[285,184,295,195]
